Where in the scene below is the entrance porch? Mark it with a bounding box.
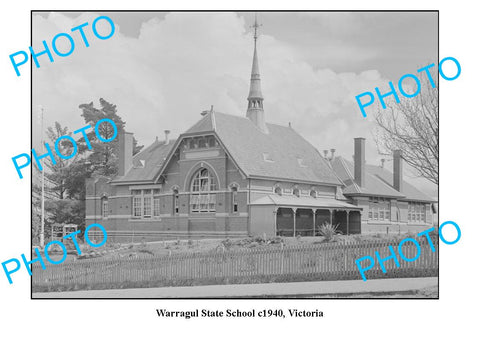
[249,194,362,237]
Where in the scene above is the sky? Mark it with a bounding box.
[31,11,438,197]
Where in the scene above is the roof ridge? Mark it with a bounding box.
[344,157,406,198]
[211,111,217,131]
[340,156,362,194]
[330,157,346,186]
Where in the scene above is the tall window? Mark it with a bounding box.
[368,196,391,221]
[102,198,108,218]
[143,189,152,218]
[190,168,217,213]
[173,189,179,215]
[231,186,238,213]
[132,190,142,218]
[153,189,161,217]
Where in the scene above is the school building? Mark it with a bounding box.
[85,24,436,242]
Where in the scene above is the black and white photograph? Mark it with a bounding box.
[29,11,439,298]
[1,1,477,338]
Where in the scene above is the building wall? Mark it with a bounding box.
[250,205,276,237]
[85,135,250,242]
[347,195,434,234]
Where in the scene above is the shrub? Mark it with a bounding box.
[317,222,340,242]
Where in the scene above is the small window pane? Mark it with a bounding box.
[154,198,160,217]
[144,197,151,217]
[133,197,141,217]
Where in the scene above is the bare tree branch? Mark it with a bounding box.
[374,72,438,185]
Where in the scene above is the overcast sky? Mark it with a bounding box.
[32,11,438,197]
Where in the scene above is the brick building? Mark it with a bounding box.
[330,138,436,234]
[85,21,435,242]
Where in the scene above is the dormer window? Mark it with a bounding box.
[310,190,317,198]
[274,186,282,196]
[263,152,274,162]
[297,157,307,167]
[293,188,300,197]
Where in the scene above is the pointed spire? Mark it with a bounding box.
[248,40,263,99]
[246,13,268,133]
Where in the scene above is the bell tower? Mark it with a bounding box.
[246,14,268,133]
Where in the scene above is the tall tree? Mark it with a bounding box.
[44,122,76,199]
[374,74,438,185]
[78,98,143,177]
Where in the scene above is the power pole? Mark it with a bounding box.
[40,106,45,247]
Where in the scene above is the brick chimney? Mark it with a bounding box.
[354,138,365,187]
[164,130,170,145]
[330,148,336,160]
[118,131,133,176]
[393,150,403,192]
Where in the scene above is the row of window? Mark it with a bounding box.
[368,197,391,221]
[183,136,218,150]
[131,189,178,218]
[113,168,237,218]
[275,187,318,198]
[366,197,428,223]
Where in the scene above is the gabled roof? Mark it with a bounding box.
[111,138,176,183]
[182,111,341,185]
[331,156,435,202]
[184,112,216,134]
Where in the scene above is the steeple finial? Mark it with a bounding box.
[246,13,268,133]
[251,13,262,45]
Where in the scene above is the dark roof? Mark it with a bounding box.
[185,111,341,185]
[331,156,435,202]
[365,163,436,202]
[111,138,176,183]
[115,111,341,185]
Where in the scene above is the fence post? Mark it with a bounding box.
[280,242,284,275]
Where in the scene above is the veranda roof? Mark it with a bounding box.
[250,195,362,210]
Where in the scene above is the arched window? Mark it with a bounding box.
[231,186,238,213]
[274,186,282,196]
[310,190,317,198]
[190,168,217,213]
[173,189,179,215]
[293,188,300,197]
